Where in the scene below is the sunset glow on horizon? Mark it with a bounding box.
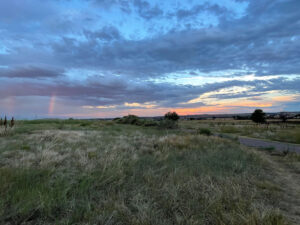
[0,0,299,118]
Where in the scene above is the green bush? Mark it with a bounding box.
[143,120,158,127]
[80,121,92,127]
[116,115,140,125]
[164,112,179,121]
[159,119,177,129]
[197,128,212,136]
[116,115,159,127]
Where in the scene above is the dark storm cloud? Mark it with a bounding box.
[0,66,64,79]
[1,75,299,108]
[0,77,198,106]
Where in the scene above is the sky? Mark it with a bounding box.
[0,0,300,118]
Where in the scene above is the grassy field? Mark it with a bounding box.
[180,119,300,144]
[0,119,299,224]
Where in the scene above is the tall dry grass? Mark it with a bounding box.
[0,121,288,224]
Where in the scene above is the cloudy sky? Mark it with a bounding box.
[0,0,300,118]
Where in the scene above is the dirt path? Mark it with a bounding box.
[215,133,300,223]
[258,151,300,224]
[238,136,300,154]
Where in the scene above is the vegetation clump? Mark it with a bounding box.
[10,117,15,128]
[156,111,180,129]
[158,119,177,129]
[251,109,266,124]
[4,116,7,129]
[115,115,158,127]
[0,116,15,135]
[116,115,144,125]
[164,111,180,121]
[116,115,140,125]
[115,112,180,129]
[197,128,212,136]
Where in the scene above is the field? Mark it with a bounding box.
[0,119,299,224]
[181,119,300,144]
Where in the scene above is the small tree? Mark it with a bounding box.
[164,112,179,121]
[279,112,288,123]
[251,109,266,124]
[4,116,7,130]
[10,117,15,128]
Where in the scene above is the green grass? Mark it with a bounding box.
[197,128,212,136]
[180,119,300,144]
[0,120,290,224]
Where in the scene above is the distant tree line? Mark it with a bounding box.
[233,115,251,120]
[233,110,299,124]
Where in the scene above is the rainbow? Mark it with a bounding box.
[48,94,56,115]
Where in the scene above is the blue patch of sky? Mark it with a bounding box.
[0,46,10,55]
[76,0,249,40]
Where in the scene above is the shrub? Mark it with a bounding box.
[143,120,158,127]
[10,117,15,128]
[117,115,141,125]
[164,112,180,121]
[116,115,159,127]
[80,121,91,127]
[198,128,212,136]
[159,119,177,129]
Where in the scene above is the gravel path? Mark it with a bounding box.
[238,136,300,153]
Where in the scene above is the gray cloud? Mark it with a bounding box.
[2,0,300,79]
[1,0,300,115]
[133,0,163,19]
[174,3,231,20]
[33,0,297,79]
[0,66,64,79]
[1,75,299,109]
[84,26,121,41]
